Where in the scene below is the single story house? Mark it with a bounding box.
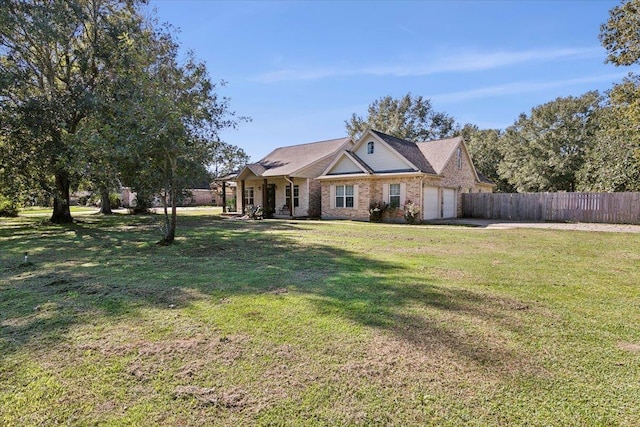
[318,129,494,222]
[235,137,354,217]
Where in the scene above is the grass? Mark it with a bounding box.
[1,210,639,426]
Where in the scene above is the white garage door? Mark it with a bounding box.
[423,186,440,220]
[442,188,457,218]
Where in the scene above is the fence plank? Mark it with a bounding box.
[462,192,640,225]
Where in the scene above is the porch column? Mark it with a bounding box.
[240,180,246,214]
[221,181,227,213]
[263,178,268,209]
[289,181,294,218]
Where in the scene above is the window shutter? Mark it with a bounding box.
[353,184,359,210]
[382,183,389,205]
[400,183,407,207]
[330,185,335,209]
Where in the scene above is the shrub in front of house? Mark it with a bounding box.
[369,201,387,222]
[226,197,236,212]
[403,200,421,224]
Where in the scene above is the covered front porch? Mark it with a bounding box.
[236,171,306,218]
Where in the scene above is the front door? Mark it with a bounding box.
[266,184,276,217]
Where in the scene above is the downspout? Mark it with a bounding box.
[419,175,426,222]
[285,176,295,218]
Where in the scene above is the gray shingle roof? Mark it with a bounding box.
[246,137,352,177]
[415,136,463,174]
[477,171,494,185]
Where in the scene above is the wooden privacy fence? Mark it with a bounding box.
[461,192,640,224]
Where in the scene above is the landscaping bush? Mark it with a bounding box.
[369,201,387,222]
[129,195,153,214]
[403,200,421,224]
[226,197,237,212]
[109,193,121,209]
[0,196,18,217]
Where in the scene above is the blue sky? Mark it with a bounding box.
[147,0,637,162]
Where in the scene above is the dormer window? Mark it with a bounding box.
[367,141,374,154]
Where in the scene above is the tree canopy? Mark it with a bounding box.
[600,0,640,66]
[460,124,514,193]
[346,93,458,141]
[0,0,145,223]
[578,75,640,191]
[1,0,248,242]
[498,92,602,193]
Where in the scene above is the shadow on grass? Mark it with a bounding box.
[1,215,527,371]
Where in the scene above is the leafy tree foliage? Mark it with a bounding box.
[579,75,640,191]
[209,141,249,179]
[498,92,602,193]
[600,0,640,66]
[346,93,458,141]
[460,124,514,193]
[592,1,640,191]
[107,25,247,245]
[0,0,144,223]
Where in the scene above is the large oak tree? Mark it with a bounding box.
[0,0,144,223]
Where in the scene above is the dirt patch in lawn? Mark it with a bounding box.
[174,385,247,408]
[618,342,640,353]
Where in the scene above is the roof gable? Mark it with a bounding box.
[368,130,437,174]
[416,136,463,175]
[239,137,352,179]
[323,150,374,176]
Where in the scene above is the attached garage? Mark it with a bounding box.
[423,186,440,220]
[442,188,457,218]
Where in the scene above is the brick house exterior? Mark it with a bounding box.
[319,129,494,222]
[234,137,353,218]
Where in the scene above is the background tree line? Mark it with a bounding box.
[2,0,638,242]
[347,0,640,194]
[0,0,249,243]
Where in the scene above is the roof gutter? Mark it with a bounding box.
[317,171,435,180]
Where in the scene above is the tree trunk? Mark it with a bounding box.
[99,187,113,215]
[50,172,73,224]
[168,186,177,243]
[158,157,178,246]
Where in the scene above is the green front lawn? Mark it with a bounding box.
[1,214,639,425]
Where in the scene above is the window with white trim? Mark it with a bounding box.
[456,147,462,169]
[389,183,401,208]
[335,185,354,208]
[367,141,374,154]
[285,185,299,208]
[244,187,254,206]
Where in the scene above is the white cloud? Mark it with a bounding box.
[431,72,629,103]
[251,46,603,83]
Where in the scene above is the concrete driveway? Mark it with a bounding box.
[431,218,640,233]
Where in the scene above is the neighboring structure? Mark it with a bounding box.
[235,137,354,217]
[118,183,236,209]
[318,129,494,222]
[210,180,237,211]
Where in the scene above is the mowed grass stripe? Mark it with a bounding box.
[1,213,639,425]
